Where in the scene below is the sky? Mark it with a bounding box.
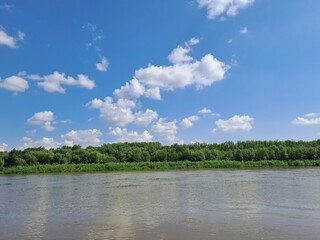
[1,0,320,150]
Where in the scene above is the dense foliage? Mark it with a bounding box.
[2,140,320,170]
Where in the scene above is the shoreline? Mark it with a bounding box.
[1,160,320,175]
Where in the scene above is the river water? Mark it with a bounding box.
[1,168,320,240]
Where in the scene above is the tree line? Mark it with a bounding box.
[2,140,320,169]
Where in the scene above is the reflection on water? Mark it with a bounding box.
[1,169,320,240]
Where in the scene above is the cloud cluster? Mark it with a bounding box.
[0,28,25,48]
[111,38,229,101]
[27,111,56,132]
[0,76,29,92]
[109,127,153,142]
[87,97,158,127]
[197,0,255,19]
[21,129,103,149]
[61,129,103,147]
[21,137,60,149]
[151,118,179,143]
[86,39,231,143]
[214,115,253,133]
[20,71,95,93]
[292,113,320,125]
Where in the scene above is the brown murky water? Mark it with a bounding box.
[1,168,320,240]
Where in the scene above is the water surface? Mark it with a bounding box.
[1,168,320,239]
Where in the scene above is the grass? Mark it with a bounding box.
[1,160,320,175]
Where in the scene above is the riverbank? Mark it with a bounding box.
[1,160,320,174]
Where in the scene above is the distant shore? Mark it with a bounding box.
[1,160,320,175]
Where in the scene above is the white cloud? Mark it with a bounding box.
[0,30,16,48]
[135,53,229,91]
[151,118,179,143]
[0,75,29,92]
[180,115,200,128]
[27,111,55,132]
[0,143,8,152]
[21,137,60,149]
[0,29,25,48]
[240,27,248,34]
[23,71,95,93]
[112,38,228,101]
[304,112,320,118]
[198,107,220,116]
[96,56,109,72]
[109,127,153,142]
[188,37,200,46]
[168,38,200,64]
[61,129,103,147]
[199,108,212,114]
[214,115,254,133]
[144,87,161,100]
[87,96,158,127]
[113,78,145,99]
[87,97,136,127]
[292,113,320,126]
[197,0,255,19]
[134,109,158,126]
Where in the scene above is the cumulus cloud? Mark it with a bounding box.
[151,118,179,143]
[135,50,229,92]
[180,115,200,128]
[134,109,158,126]
[96,56,109,72]
[109,127,153,142]
[292,113,320,125]
[0,143,8,152]
[87,97,136,127]
[111,38,229,101]
[197,0,255,19]
[144,87,161,100]
[214,115,254,133]
[21,137,60,149]
[87,97,158,127]
[113,79,145,99]
[240,27,248,34]
[168,38,199,64]
[61,129,103,147]
[0,28,25,48]
[0,75,29,92]
[22,71,95,93]
[27,111,56,132]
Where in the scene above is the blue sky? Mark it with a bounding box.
[1,0,320,150]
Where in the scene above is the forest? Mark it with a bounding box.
[2,140,320,170]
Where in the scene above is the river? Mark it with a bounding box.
[1,168,320,240]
